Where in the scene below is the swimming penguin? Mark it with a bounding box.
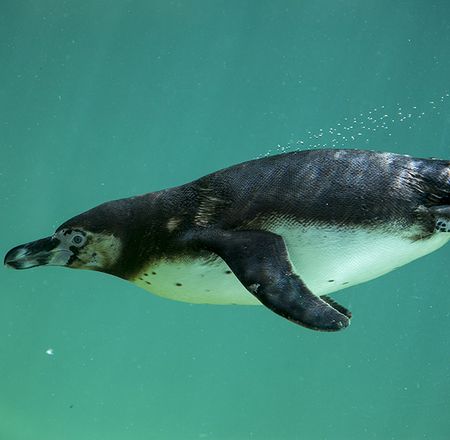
[4,149,450,331]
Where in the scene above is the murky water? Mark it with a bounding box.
[1,1,450,439]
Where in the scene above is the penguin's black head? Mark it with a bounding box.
[4,200,128,274]
[4,193,175,278]
[4,225,122,273]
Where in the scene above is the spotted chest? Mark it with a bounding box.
[132,257,260,305]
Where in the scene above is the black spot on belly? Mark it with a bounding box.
[151,271,157,275]
[145,281,151,285]
[225,270,232,274]
[144,273,149,276]
[328,279,335,283]
[176,283,182,287]
[342,281,349,285]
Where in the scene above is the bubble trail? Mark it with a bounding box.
[259,91,449,157]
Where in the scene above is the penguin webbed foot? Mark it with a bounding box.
[189,229,350,332]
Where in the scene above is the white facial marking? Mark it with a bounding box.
[52,228,122,270]
[48,249,73,266]
[77,232,122,270]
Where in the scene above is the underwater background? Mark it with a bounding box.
[1,1,450,439]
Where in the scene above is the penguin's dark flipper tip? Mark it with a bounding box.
[321,295,353,319]
[303,305,350,332]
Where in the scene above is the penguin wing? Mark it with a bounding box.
[187,229,350,331]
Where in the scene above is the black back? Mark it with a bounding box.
[189,149,450,229]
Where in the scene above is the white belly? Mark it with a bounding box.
[279,225,449,295]
[132,225,449,305]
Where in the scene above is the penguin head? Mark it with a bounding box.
[4,194,170,278]
[3,199,130,274]
[3,225,122,273]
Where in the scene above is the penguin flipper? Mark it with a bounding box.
[190,229,350,332]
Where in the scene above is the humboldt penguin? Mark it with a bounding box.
[4,149,450,331]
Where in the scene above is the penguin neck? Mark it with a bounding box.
[108,186,193,279]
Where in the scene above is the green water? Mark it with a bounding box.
[1,1,450,439]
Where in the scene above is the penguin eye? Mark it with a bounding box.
[72,234,85,246]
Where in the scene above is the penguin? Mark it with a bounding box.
[4,149,450,331]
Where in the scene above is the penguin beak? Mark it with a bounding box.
[4,236,73,270]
